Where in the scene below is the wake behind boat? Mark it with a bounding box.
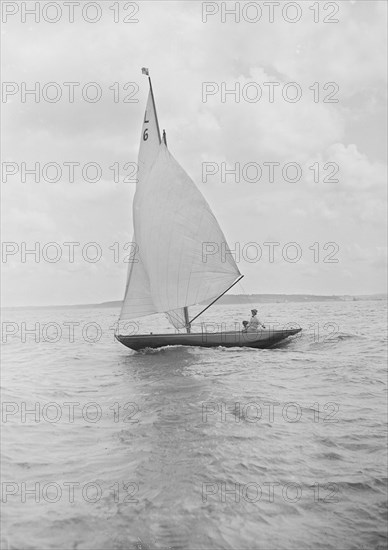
[116,68,301,351]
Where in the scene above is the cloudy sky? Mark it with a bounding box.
[2,0,387,306]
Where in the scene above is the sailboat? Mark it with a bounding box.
[115,69,301,351]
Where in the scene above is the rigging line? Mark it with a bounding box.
[189,275,244,325]
[237,278,256,309]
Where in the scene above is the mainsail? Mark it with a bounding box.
[121,76,162,320]
[119,74,241,328]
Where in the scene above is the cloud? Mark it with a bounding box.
[1,0,387,305]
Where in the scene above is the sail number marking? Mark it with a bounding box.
[143,111,149,140]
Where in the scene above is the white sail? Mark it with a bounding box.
[120,79,161,322]
[119,142,241,322]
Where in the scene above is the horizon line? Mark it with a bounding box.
[1,292,387,310]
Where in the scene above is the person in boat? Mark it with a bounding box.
[247,309,266,331]
[242,320,249,333]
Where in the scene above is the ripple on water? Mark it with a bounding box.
[1,301,387,550]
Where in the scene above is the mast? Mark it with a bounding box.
[183,307,191,333]
[146,71,161,144]
[189,275,244,325]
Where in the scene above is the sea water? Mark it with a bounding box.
[1,300,387,550]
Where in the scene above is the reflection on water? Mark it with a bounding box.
[1,300,387,549]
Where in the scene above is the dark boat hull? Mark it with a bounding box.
[116,328,302,351]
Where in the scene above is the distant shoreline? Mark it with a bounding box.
[2,294,387,310]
